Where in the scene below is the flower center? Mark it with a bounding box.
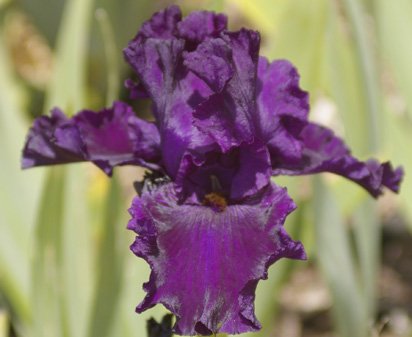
[203,192,227,212]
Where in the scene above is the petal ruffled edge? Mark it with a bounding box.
[272,122,404,197]
[22,101,162,175]
[134,5,182,41]
[176,10,227,44]
[256,57,309,165]
[22,108,85,169]
[127,182,306,335]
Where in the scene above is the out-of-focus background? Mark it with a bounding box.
[0,0,411,336]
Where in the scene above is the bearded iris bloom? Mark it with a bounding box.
[22,6,403,336]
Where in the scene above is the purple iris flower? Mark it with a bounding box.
[22,6,403,336]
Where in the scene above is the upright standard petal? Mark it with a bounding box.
[256,57,309,165]
[22,102,161,175]
[125,36,215,178]
[186,29,261,152]
[127,183,305,336]
[124,8,264,179]
[272,123,404,197]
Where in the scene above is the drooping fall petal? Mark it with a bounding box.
[127,182,305,335]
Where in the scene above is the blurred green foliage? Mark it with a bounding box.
[0,0,410,337]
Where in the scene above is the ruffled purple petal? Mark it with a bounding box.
[22,102,161,175]
[183,38,233,93]
[74,102,161,174]
[177,10,227,44]
[124,38,186,115]
[256,57,309,164]
[135,5,181,41]
[124,35,215,178]
[124,8,264,179]
[256,58,309,128]
[127,182,305,336]
[255,57,402,196]
[124,6,227,110]
[186,29,261,152]
[22,108,85,169]
[272,122,404,197]
[130,6,228,46]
